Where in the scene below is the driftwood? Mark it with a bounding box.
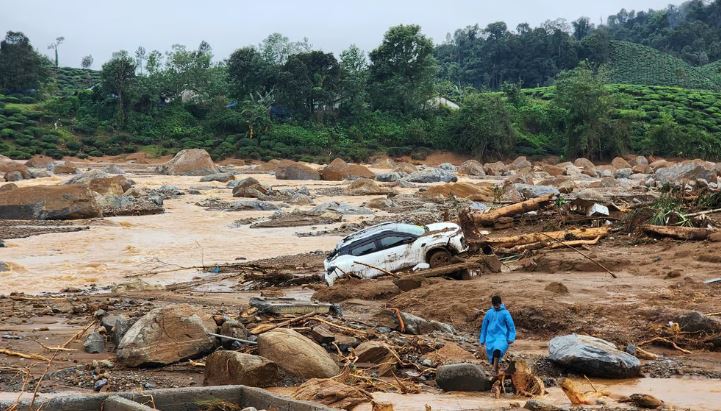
[642,225,716,241]
[0,349,50,362]
[498,236,601,254]
[249,312,315,335]
[470,194,556,226]
[483,227,609,248]
[638,337,692,354]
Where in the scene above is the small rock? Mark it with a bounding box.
[219,320,250,349]
[523,399,565,411]
[83,332,105,354]
[93,309,106,319]
[436,363,492,391]
[94,378,108,392]
[200,172,235,183]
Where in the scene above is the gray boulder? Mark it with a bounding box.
[376,172,403,182]
[4,171,23,182]
[654,162,717,184]
[548,334,641,378]
[404,168,457,183]
[614,168,632,179]
[104,165,126,174]
[311,201,373,215]
[513,184,559,198]
[674,311,721,334]
[458,160,485,177]
[200,172,235,183]
[438,162,457,172]
[436,363,492,391]
[83,332,105,354]
[399,312,455,335]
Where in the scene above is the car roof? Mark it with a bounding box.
[336,223,424,248]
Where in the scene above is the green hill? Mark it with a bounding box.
[604,41,721,91]
[52,67,100,95]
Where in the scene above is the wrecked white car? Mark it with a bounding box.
[323,222,468,286]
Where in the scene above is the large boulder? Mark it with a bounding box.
[421,182,494,202]
[257,328,339,379]
[483,161,507,176]
[513,184,560,199]
[275,161,320,181]
[458,160,485,177]
[404,168,457,183]
[203,351,281,387]
[573,158,597,176]
[343,178,393,196]
[320,158,375,181]
[67,170,133,196]
[393,163,417,174]
[510,156,532,170]
[611,157,631,170]
[0,160,31,180]
[53,160,78,174]
[436,363,492,391]
[156,149,219,176]
[232,177,270,199]
[25,155,54,169]
[548,334,641,378]
[117,304,217,367]
[0,185,101,220]
[654,161,718,184]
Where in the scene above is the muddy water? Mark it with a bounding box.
[1,172,368,294]
[351,377,721,410]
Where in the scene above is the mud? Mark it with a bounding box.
[2,154,721,410]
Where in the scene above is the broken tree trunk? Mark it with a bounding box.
[394,255,501,286]
[497,236,601,254]
[470,194,555,226]
[642,225,716,241]
[482,227,609,249]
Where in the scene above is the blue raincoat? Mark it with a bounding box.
[479,304,516,361]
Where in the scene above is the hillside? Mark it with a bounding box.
[52,67,100,95]
[604,41,721,91]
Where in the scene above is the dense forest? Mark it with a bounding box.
[1,0,721,163]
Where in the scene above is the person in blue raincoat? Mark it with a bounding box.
[479,295,516,374]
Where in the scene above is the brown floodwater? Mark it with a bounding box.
[0,172,368,294]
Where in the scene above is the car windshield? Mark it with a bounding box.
[396,224,426,236]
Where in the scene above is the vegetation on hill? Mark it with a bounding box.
[1,0,721,163]
[604,41,721,91]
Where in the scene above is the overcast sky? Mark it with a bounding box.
[3,0,676,68]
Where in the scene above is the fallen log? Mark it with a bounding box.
[470,194,555,226]
[0,348,50,362]
[394,255,501,284]
[483,227,609,248]
[497,236,602,254]
[642,225,716,241]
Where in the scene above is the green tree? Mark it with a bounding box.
[258,33,311,65]
[277,51,340,119]
[101,50,137,126]
[338,45,368,118]
[0,31,47,92]
[227,47,275,99]
[449,92,516,158]
[135,46,147,75]
[552,62,612,159]
[369,25,436,114]
[81,55,93,69]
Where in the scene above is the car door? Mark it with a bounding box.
[375,232,417,272]
[346,238,382,279]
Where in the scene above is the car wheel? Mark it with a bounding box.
[428,249,451,268]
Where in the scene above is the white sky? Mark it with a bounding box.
[2,0,677,68]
